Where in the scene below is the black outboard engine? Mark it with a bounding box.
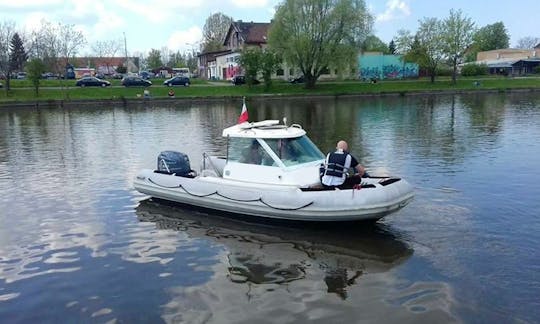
[157,151,191,176]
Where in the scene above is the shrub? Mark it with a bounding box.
[534,65,540,74]
[461,63,488,76]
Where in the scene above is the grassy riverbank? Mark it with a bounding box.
[1,76,539,104]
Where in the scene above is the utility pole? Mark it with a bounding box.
[123,32,128,72]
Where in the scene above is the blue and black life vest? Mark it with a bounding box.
[323,151,351,178]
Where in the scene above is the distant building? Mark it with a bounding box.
[475,48,540,75]
[70,57,140,75]
[358,52,419,80]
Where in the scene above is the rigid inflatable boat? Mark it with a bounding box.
[133,120,414,222]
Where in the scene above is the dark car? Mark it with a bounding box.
[289,75,305,84]
[163,76,190,87]
[75,77,111,87]
[231,75,260,85]
[122,76,152,87]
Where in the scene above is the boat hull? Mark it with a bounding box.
[133,169,414,222]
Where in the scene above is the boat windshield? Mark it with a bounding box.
[264,135,325,167]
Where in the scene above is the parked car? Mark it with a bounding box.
[41,72,57,79]
[231,75,260,85]
[122,76,152,87]
[16,72,27,79]
[289,75,305,84]
[163,76,190,87]
[75,77,111,87]
[139,71,155,80]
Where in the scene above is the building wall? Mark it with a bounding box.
[358,54,418,80]
[477,49,538,61]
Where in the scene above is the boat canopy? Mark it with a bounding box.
[222,120,306,139]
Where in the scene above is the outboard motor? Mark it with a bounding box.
[157,151,191,176]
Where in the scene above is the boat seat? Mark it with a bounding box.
[200,169,218,177]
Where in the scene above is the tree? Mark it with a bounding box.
[465,22,509,62]
[9,32,27,72]
[260,50,281,90]
[238,48,260,87]
[25,58,46,96]
[202,13,233,52]
[147,49,163,69]
[269,0,373,89]
[516,36,540,49]
[0,20,16,91]
[393,29,413,54]
[91,39,122,75]
[361,35,388,53]
[442,9,475,84]
[388,39,396,54]
[27,20,86,93]
[416,17,445,83]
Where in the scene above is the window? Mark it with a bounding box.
[264,136,325,167]
[276,68,284,76]
[227,138,273,165]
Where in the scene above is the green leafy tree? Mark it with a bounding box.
[26,58,46,96]
[361,35,389,53]
[202,13,233,52]
[269,0,373,88]
[9,32,27,72]
[466,22,509,62]
[388,39,396,54]
[416,17,445,83]
[259,50,281,90]
[442,9,475,84]
[238,48,260,87]
[394,29,413,54]
[115,64,127,74]
[147,49,163,69]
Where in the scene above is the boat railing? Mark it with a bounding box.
[202,152,225,177]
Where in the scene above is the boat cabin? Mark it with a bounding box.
[205,120,325,186]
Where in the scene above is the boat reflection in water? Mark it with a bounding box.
[136,198,413,300]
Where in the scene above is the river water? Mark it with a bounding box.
[1,93,539,323]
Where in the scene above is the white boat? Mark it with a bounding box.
[133,120,414,222]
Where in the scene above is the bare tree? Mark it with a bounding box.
[92,39,122,76]
[516,36,540,49]
[0,20,16,91]
[27,20,86,95]
[202,13,233,52]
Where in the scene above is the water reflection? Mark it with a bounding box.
[136,199,413,300]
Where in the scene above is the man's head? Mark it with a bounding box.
[337,140,348,151]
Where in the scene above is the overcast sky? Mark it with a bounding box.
[1,0,538,56]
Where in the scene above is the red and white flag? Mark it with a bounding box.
[237,99,248,124]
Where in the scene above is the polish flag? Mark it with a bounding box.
[237,100,248,124]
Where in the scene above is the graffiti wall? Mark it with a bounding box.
[358,55,418,80]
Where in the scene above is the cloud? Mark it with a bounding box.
[166,26,203,53]
[376,0,411,23]
[230,0,269,8]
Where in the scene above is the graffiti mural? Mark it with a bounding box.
[358,54,418,80]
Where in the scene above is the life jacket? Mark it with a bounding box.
[323,151,352,178]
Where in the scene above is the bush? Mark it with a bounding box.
[535,65,540,74]
[436,66,453,77]
[461,63,488,76]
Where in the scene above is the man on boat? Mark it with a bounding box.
[321,140,366,189]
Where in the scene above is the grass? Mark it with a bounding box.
[1,75,539,103]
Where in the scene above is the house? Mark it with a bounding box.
[475,48,540,75]
[70,57,140,75]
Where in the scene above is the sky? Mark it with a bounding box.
[1,0,539,56]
